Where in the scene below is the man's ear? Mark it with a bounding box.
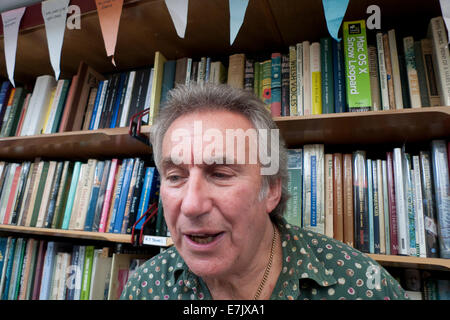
[265,178,282,214]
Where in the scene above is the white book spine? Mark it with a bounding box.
[119,71,136,127]
[44,80,64,134]
[303,145,312,229]
[376,33,390,110]
[142,69,154,124]
[185,58,192,86]
[428,16,450,106]
[412,156,427,257]
[393,148,409,255]
[403,36,422,108]
[377,160,386,254]
[33,76,57,135]
[93,80,109,130]
[296,43,304,116]
[325,154,333,238]
[388,29,404,109]
[20,76,42,136]
[382,160,391,255]
[302,41,311,115]
[74,246,85,300]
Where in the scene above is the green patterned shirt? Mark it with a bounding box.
[120,218,409,300]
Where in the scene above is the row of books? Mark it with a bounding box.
[0,157,160,234]
[224,16,450,116]
[285,140,450,259]
[391,268,449,300]
[0,237,149,300]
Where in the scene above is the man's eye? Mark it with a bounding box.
[211,172,231,179]
[167,175,181,183]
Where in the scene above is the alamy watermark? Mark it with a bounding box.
[170,120,280,175]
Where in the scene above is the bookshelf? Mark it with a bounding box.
[0,0,448,300]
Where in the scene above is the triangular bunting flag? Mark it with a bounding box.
[1,7,26,87]
[95,0,124,66]
[165,0,188,38]
[42,0,70,80]
[229,0,249,45]
[322,0,349,41]
[440,0,450,43]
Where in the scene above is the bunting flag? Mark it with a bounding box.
[440,0,450,43]
[165,0,188,38]
[229,0,249,45]
[95,0,124,66]
[322,0,349,41]
[1,7,26,87]
[42,0,70,80]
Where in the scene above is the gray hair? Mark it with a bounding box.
[149,83,289,220]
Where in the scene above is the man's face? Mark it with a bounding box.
[160,110,280,278]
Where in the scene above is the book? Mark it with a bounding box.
[89,249,112,300]
[386,152,399,255]
[270,53,282,117]
[84,161,106,231]
[281,54,290,116]
[343,154,354,247]
[376,33,390,110]
[367,159,375,253]
[321,37,334,114]
[51,161,73,229]
[388,29,404,109]
[80,246,95,300]
[430,140,450,258]
[286,149,303,228]
[414,40,431,107]
[261,59,272,109]
[71,159,97,230]
[324,154,333,238]
[403,36,422,108]
[39,241,57,300]
[332,39,347,113]
[160,60,176,105]
[412,155,427,257]
[148,51,167,125]
[383,33,396,109]
[99,159,119,233]
[404,153,417,256]
[333,153,344,242]
[353,151,369,253]
[227,53,245,89]
[310,42,322,115]
[343,20,372,112]
[393,148,409,255]
[428,16,450,106]
[420,39,441,106]
[288,45,298,116]
[368,46,381,110]
[302,41,311,115]
[376,160,386,254]
[61,161,82,230]
[244,58,255,92]
[381,160,391,255]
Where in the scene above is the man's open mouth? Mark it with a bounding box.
[187,233,223,244]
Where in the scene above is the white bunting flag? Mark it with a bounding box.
[42,0,70,79]
[1,7,26,87]
[229,0,249,45]
[165,0,188,38]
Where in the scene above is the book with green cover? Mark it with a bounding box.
[286,149,303,227]
[320,37,335,114]
[80,245,95,300]
[343,20,372,111]
[61,161,82,230]
[52,161,74,229]
[2,87,26,137]
[30,162,50,227]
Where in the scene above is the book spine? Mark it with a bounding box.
[270,53,282,117]
[253,61,260,98]
[368,46,381,111]
[80,246,94,300]
[281,54,290,116]
[414,41,431,107]
[428,17,450,106]
[99,159,118,233]
[126,160,146,234]
[286,149,303,228]
[382,160,391,255]
[367,159,375,253]
[113,159,135,233]
[343,154,354,247]
[93,80,109,130]
[324,154,334,238]
[92,160,111,232]
[393,148,409,255]
[108,159,128,232]
[261,59,272,110]
[333,153,344,242]
[332,39,347,113]
[343,20,372,112]
[420,39,441,106]
[377,160,386,254]
[419,151,439,257]
[430,140,450,258]
[121,159,140,234]
[383,34,396,109]
[310,42,322,115]
[404,153,417,256]
[412,155,427,257]
[244,59,254,92]
[289,46,298,116]
[386,152,399,255]
[135,167,152,230]
[321,37,334,114]
[84,161,105,231]
[376,33,390,110]
[88,81,104,130]
[388,29,404,109]
[403,36,422,108]
[372,160,380,254]
[302,41,311,115]
[353,151,369,253]
[296,43,304,116]
[61,162,82,230]
[227,53,245,89]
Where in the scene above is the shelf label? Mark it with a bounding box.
[95,0,124,67]
[42,0,70,80]
[165,0,188,39]
[143,235,170,246]
[1,7,26,87]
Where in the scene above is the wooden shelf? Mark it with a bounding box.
[0,126,151,160]
[368,254,450,272]
[0,224,131,243]
[274,106,450,147]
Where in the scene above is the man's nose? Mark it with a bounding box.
[180,169,212,218]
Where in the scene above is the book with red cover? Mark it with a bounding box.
[31,240,46,300]
[343,154,354,247]
[333,153,344,242]
[15,93,31,136]
[386,151,399,255]
[3,165,22,224]
[58,74,78,133]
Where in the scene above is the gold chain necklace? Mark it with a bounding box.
[254,225,278,300]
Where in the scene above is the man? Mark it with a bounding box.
[120,84,408,300]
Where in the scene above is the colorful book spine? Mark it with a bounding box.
[61,161,82,230]
[403,36,422,108]
[381,160,391,255]
[113,158,135,233]
[80,246,95,300]
[325,154,334,238]
[108,159,128,232]
[281,54,290,116]
[412,155,427,257]
[261,59,272,110]
[404,153,417,256]
[270,53,282,117]
[386,152,399,255]
[372,161,380,254]
[343,20,372,112]
[99,159,118,233]
[343,154,354,247]
[296,43,304,116]
[289,45,298,116]
[310,42,322,115]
